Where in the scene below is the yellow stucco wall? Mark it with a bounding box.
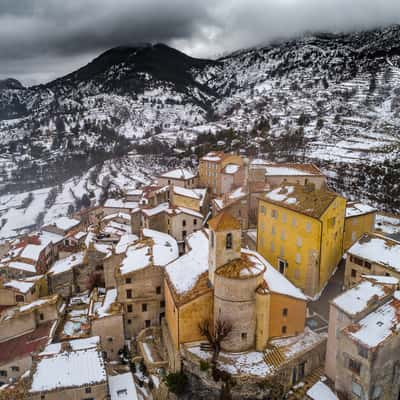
[268,292,306,338]
[171,192,200,211]
[257,196,346,297]
[343,212,376,251]
[164,280,213,350]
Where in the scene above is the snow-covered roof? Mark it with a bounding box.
[362,275,399,285]
[109,372,138,400]
[20,244,45,262]
[348,233,400,272]
[202,152,223,162]
[173,186,200,200]
[7,261,36,273]
[346,201,377,218]
[39,336,100,356]
[95,288,118,318]
[160,168,196,180]
[262,184,339,219]
[142,202,171,217]
[115,234,139,255]
[48,252,85,275]
[176,207,204,219]
[214,186,247,210]
[166,229,209,298]
[247,250,307,301]
[103,212,131,222]
[120,229,178,275]
[375,212,400,236]
[256,163,322,177]
[345,295,400,349]
[332,280,391,316]
[30,343,106,392]
[223,164,240,175]
[307,380,338,400]
[4,279,35,294]
[48,216,81,232]
[104,199,139,210]
[19,295,58,313]
[39,230,65,245]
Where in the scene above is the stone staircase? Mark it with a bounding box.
[286,367,325,400]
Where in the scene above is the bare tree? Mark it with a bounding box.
[199,318,232,365]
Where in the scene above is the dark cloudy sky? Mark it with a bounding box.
[1,0,400,86]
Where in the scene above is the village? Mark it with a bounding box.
[0,150,399,400]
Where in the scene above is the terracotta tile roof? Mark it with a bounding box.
[0,321,54,365]
[260,184,341,219]
[208,211,241,231]
[215,253,265,279]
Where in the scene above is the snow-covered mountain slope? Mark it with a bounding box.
[1,26,400,219]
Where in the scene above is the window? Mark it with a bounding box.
[270,242,275,252]
[278,259,287,274]
[125,277,132,284]
[364,261,371,269]
[126,289,132,299]
[306,222,311,233]
[182,220,186,227]
[39,313,44,321]
[15,294,24,303]
[358,345,368,359]
[348,358,361,375]
[127,319,132,325]
[160,300,165,308]
[211,232,214,247]
[156,286,161,294]
[297,237,302,247]
[241,332,247,340]
[282,214,287,223]
[351,256,364,266]
[280,246,285,258]
[0,371,7,377]
[145,320,151,328]
[182,230,187,239]
[295,253,301,264]
[283,308,288,317]
[352,232,357,242]
[41,396,45,400]
[351,269,357,278]
[107,337,113,343]
[292,217,297,227]
[226,233,233,249]
[193,219,197,226]
[271,209,278,219]
[260,205,266,215]
[11,366,19,372]
[271,226,276,235]
[328,217,336,228]
[280,230,286,240]
[127,304,133,313]
[142,304,147,312]
[282,326,287,334]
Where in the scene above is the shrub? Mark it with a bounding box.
[164,371,188,395]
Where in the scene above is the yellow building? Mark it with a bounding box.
[257,184,346,298]
[343,201,376,251]
[198,151,245,196]
[164,212,307,371]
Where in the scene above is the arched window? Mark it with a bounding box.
[226,233,233,249]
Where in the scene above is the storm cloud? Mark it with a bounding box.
[1,0,400,85]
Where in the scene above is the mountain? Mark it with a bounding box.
[1,26,400,238]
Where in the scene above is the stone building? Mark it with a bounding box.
[0,276,42,307]
[257,184,346,298]
[332,283,400,399]
[42,216,83,237]
[344,232,400,288]
[157,168,198,188]
[325,276,397,383]
[164,212,325,397]
[0,295,63,385]
[89,288,125,361]
[198,151,246,196]
[249,161,326,189]
[116,229,178,339]
[343,201,376,251]
[47,251,85,297]
[28,336,108,400]
[212,186,249,230]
